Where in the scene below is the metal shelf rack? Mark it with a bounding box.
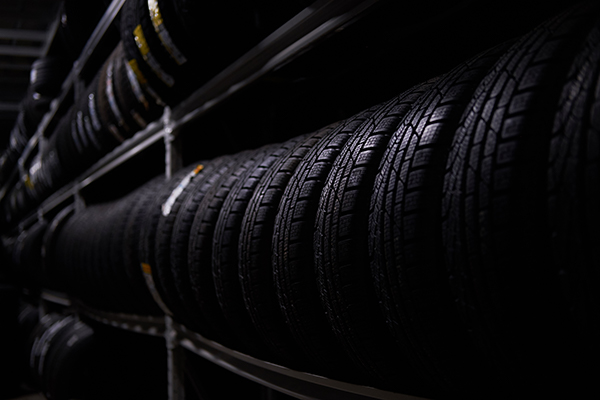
[3,1,434,399]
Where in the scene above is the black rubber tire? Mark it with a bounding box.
[136,0,180,77]
[13,220,49,287]
[441,3,600,395]
[29,314,75,391]
[97,46,134,143]
[313,86,439,395]
[238,128,336,367]
[154,0,198,64]
[0,145,20,187]
[545,19,600,394]
[272,112,382,379]
[84,204,117,310]
[122,174,169,316]
[110,43,147,134]
[54,108,82,180]
[138,165,203,316]
[120,0,177,105]
[154,155,238,330]
[103,194,151,314]
[36,316,78,397]
[85,67,124,155]
[37,132,66,198]
[25,313,61,389]
[41,318,93,400]
[41,205,75,291]
[52,212,78,297]
[29,56,70,98]
[41,320,168,400]
[211,135,308,359]
[183,146,277,346]
[16,303,39,390]
[368,43,513,396]
[114,42,164,130]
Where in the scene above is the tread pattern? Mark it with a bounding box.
[441,3,600,392]
[271,111,376,376]
[238,128,330,365]
[163,153,247,333]
[185,146,276,344]
[155,155,237,328]
[368,44,511,394]
[313,84,436,392]
[211,135,308,359]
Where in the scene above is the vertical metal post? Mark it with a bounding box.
[73,184,86,213]
[163,107,183,179]
[165,316,186,400]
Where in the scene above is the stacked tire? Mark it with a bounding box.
[0,0,109,188]
[119,0,312,106]
[0,56,69,190]
[3,2,600,399]
[20,311,167,400]
[0,0,316,227]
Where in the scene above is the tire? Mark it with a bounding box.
[313,85,435,395]
[138,165,205,316]
[84,203,117,310]
[36,316,78,398]
[42,320,168,400]
[29,314,75,391]
[368,43,512,396]
[120,0,177,105]
[122,174,169,316]
[41,205,75,291]
[211,135,308,359]
[546,19,600,393]
[154,154,238,330]
[97,46,132,144]
[25,313,61,389]
[29,57,70,98]
[16,303,39,390]
[238,128,332,367]
[114,42,164,131]
[54,107,87,179]
[272,112,377,379]
[111,43,152,134]
[441,3,600,394]
[103,195,149,313]
[12,220,49,288]
[41,318,93,400]
[183,145,277,346]
[52,212,79,298]
[84,71,123,155]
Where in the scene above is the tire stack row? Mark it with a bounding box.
[17,304,167,400]
[118,0,312,107]
[0,0,313,227]
[3,2,600,399]
[0,0,112,188]
[0,57,70,189]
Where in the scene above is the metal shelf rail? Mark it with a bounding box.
[40,290,426,400]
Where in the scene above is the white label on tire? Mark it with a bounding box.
[162,164,204,216]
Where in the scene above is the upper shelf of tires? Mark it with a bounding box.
[0,0,318,229]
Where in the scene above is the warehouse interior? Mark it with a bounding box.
[1,1,598,399]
